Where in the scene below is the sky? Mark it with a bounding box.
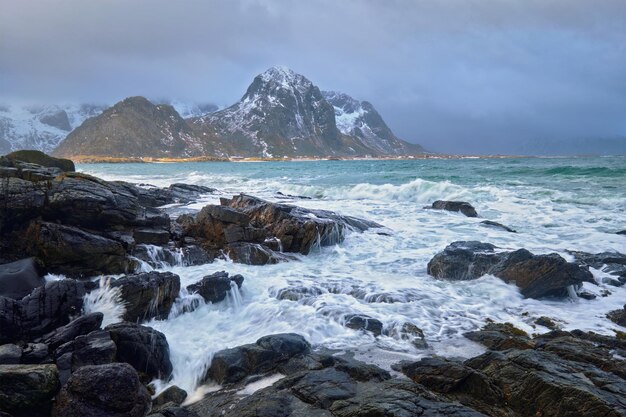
[1,0,625,154]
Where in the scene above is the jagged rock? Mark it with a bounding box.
[607,305,626,327]
[205,333,310,385]
[343,314,383,336]
[428,241,594,298]
[568,250,626,283]
[275,286,325,302]
[0,258,45,300]
[384,322,428,349]
[431,200,478,217]
[0,279,85,344]
[223,242,289,265]
[111,271,181,322]
[54,329,117,385]
[0,364,60,417]
[224,194,380,254]
[479,220,516,233]
[43,312,104,351]
[186,271,243,303]
[52,363,150,417]
[464,322,534,351]
[0,344,22,364]
[106,322,173,381]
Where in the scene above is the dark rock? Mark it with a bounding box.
[290,367,357,408]
[52,363,150,417]
[149,406,200,417]
[384,322,428,349]
[464,322,534,351]
[0,344,22,364]
[0,279,85,344]
[0,258,45,300]
[21,343,49,364]
[431,200,478,217]
[607,305,626,327]
[106,322,173,380]
[223,242,289,265]
[275,286,325,302]
[111,271,180,322]
[467,348,626,416]
[5,150,74,172]
[568,250,626,282]
[534,316,559,330]
[153,385,187,408]
[577,289,597,300]
[223,194,381,254]
[23,221,134,277]
[479,220,516,233]
[206,333,310,385]
[186,271,243,303]
[0,364,60,417]
[428,241,594,298]
[133,228,170,245]
[54,330,117,385]
[43,312,104,351]
[343,314,383,336]
[618,230,626,235]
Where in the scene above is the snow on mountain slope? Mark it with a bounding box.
[190,66,374,157]
[0,104,106,154]
[322,91,424,155]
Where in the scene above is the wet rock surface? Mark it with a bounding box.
[111,271,181,322]
[0,364,60,417]
[479,220,516,233]
[428,241,595,298]
[0,258,45,300]
[106,322,173,381]
[186,271,244,303]
[52,363,151,417]
[430,200,478,217]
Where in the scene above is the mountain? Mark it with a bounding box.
[50,67,425,159]
[190,66,391,157]
[322,91,424,155]
[0,103,106,154]
[53,96,212,159]
[160,100,219,119]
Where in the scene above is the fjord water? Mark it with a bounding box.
[81,157,626,395]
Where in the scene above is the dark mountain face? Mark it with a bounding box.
[323,91,424,155]
[53,96,213,159]
[190,67,375,157]
[50,68,424,159]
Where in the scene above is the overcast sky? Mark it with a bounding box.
[1,0,625,154]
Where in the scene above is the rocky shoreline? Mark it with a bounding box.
[1,151,625,417]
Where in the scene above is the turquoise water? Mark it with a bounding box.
[80,156,626,396]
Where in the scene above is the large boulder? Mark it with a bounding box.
[223,194,381,254]
[111,272,181,322]
[0,364,60,417]
[427,241,594,298]
[1,279,85,344]
[20,221,135,277]
[206,333,310,385]
[52,363,151,417]
[106,322,173,380]
[0,258,45,300]
[430,200,478,217]
[607,305,626,327]
[186,271,244,303]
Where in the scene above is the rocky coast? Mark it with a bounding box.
[1,151,625,416]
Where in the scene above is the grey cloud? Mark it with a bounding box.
[1,0,625,154]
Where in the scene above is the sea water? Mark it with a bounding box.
[80,157,626,394]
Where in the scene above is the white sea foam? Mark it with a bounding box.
[79,158,626,395]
